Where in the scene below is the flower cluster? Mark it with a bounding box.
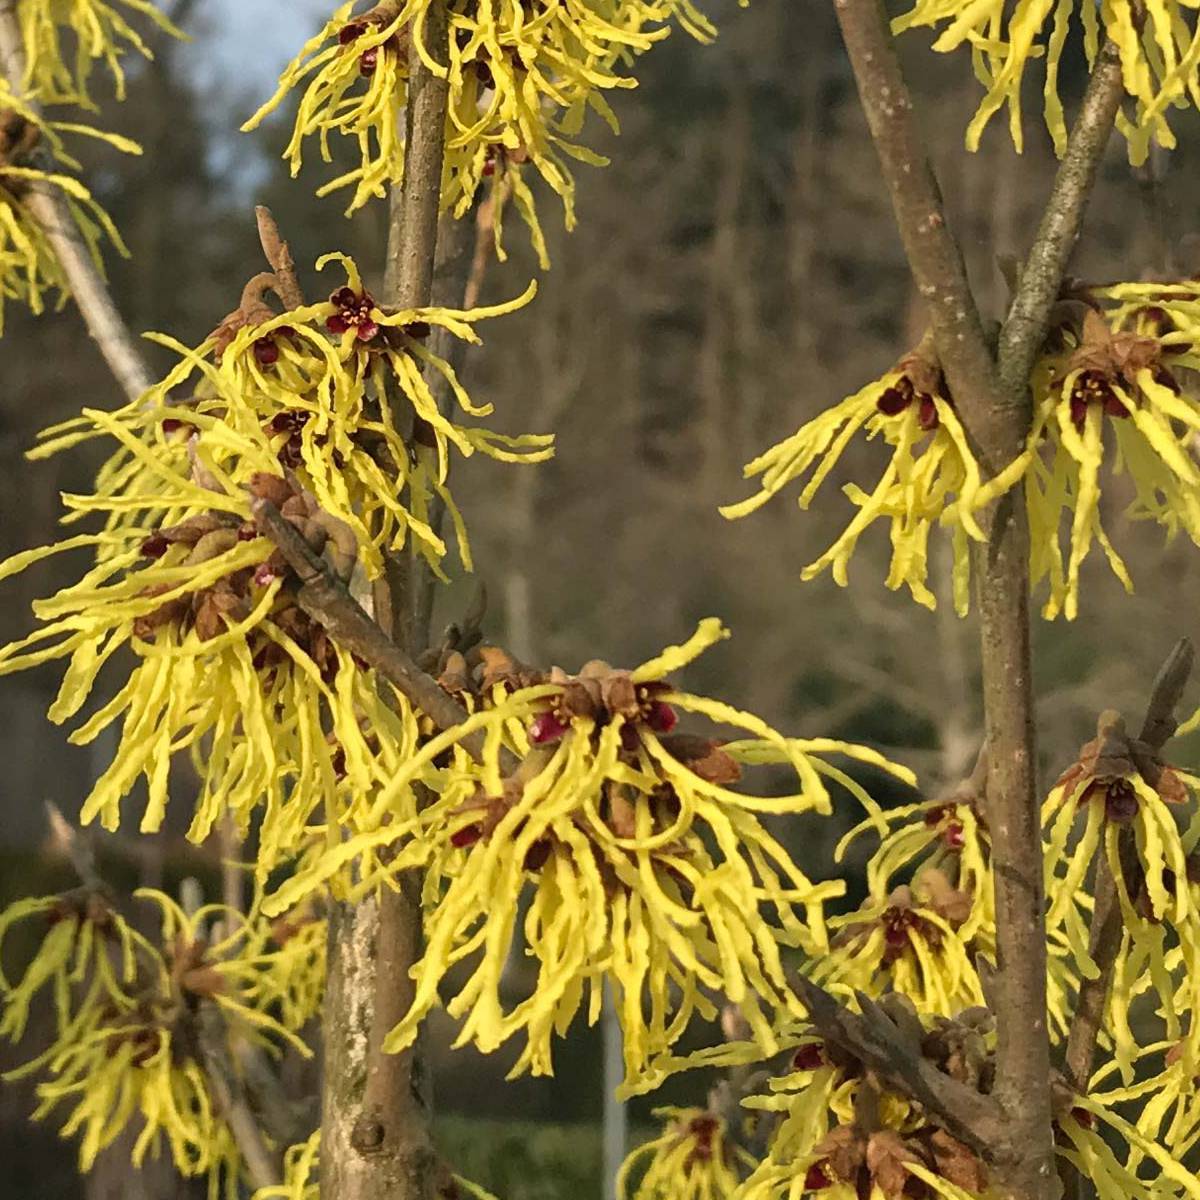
[720,339,1019,613]
[264,618,911,1092]
[738,1008,997,1200]
[892,0,1200,162]
[0,80,136,333]
[1025,298,1200,620]
[0,888,307,1197]
[243,0,734,263]
[0,250,558,875]
[1043,709,1200,1079]
[731,289,1200,621]
[15,0,182,109]
[38,252,550,577]
[618,1107,753,1200]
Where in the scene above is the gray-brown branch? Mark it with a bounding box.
[830,5,1125,1198]
[0,0,154,402]
[252,497,493,758]
[797,979,1006,1161]
[323,7,451,1200]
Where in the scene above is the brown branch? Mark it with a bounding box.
[0,0,154,403]
[252,498,498,761]
[796,979,1006,1161]
[193,1003,282,1193]
[996,43,1124,399]
[829,0,1006,464]
[324,8,451,1200]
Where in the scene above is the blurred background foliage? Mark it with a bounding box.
[3,0,1200,1194]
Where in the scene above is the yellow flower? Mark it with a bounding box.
[1025,301,1200,620]
[39,253,550,578]
[740,1049,996,1200]
[812,868,986,1017]
[242,0,729,262]
[1042,710,1200,1077]
[0,81,137,333]
[0,889,306,1197]
[1055,1097,1200,1200]
[720,341,1019,614]
[266,619,907,1091]
[17,0,183,110]
[892,0,1198,162]
[0,406,424,876]
[253,1132,320,1200]
[618,1107,754,1200]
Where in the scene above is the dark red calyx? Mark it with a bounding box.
[529,711,569,744]
[523,840,552,871]
[803,1162,832,1191]
[876,377,914,416]
[646,700,677,734]
[450,823,484,849]
[792,1043,826,1071]
[339,21,367,44]
[253,337,280,366]
[917,394,939,431]
[923,803,952,827]
[140,534,169,559]
[943,820,965,850]
[326,286,380,342]
[1104,780,1139,824]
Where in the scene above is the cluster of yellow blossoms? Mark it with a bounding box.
[261,618,912,1091]
[0,887,314,1199]
[244,0,738,264]
[0,250,548,879]
[0,0,176,329]
[614,686,1200,1200]
[727,285,1200,620]
[893,0,1200,162]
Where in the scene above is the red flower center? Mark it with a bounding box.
[327,287,381,343]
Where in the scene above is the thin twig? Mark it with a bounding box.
[251,498,502,763]
[194,1004,283,1193]
[796,979,1006,1159]
[996,43,1124,399]
[0,0,154,402]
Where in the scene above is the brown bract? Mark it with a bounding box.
[1056,708,1190,811]
[209,272,288,358]
[1067,309,1162,386]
